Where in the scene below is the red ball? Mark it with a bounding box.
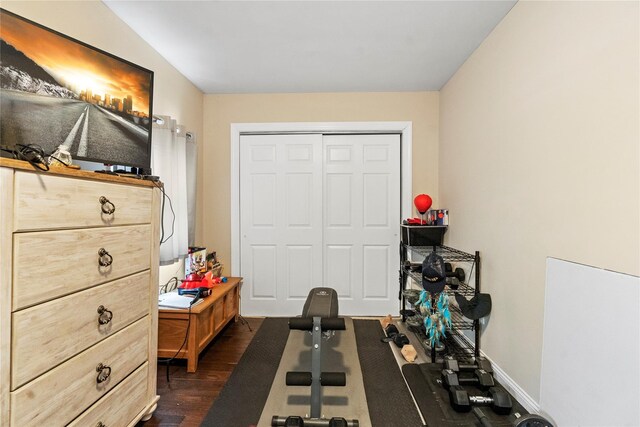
[414,194,432,214]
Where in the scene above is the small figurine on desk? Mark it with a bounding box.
[212,276,228,285]
[186,247,207,276]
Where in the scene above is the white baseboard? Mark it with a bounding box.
[480,350,540,414]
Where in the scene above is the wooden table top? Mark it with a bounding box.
[159,277,242,314]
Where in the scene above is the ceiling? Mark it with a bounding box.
[104,1,517,94]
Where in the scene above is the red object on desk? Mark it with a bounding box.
[179,271,216,290]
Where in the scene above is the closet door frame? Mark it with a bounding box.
[230,121,413,277]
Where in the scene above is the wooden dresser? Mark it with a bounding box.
[0,158,161,426]
[158,278,241,372]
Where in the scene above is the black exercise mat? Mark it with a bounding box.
[201,317,289,427]
[402,362,528,427]
[353,319,425,427]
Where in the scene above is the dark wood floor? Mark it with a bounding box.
[139,317,264,427]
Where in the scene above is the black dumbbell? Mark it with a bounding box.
[446,276,460,289]
[384,324,399,336]
[444,263,466,281]
[444,356,493,373]
[441,368,495,389]
[381,324,410,348]
[448,386,512,415]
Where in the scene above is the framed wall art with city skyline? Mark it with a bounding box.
[0,8,154,169]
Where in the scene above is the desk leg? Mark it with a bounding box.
[187,314,198,373]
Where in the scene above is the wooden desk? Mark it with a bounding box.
[158,277,241,372]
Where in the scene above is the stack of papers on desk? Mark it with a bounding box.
[158,291,202,309]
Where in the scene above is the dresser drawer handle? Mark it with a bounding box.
[97,305,113,325]
[96,422,106,427]
[96,363,112,383]
[99,196,116,215]
[98,248,113,267]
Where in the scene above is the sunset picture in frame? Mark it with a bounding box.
[0,8,154,169]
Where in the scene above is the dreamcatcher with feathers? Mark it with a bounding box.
[415,290,451,349]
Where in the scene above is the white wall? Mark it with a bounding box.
[439,0,639,404]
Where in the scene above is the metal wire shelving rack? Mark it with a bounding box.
[399,243,481,363]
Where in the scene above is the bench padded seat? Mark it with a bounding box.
[301,288,339,318]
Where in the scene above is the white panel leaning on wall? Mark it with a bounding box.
[541,258,639,427]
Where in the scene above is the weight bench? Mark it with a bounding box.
[271,288,359,427]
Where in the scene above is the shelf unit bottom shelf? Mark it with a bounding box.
[408,324,477,363]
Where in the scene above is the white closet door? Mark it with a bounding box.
[240,134,323,316]
[240,133,400,316]
[323,134,400,315]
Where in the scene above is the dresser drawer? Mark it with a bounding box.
[13,224,151,309]
[12,271,150,389]
[13,171,152,231]
[67,362,149,427]
[11,318,149,427]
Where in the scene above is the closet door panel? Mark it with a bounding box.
[362,245,390,298]
[325,245,353,298]
[286,245,314,298]
[325,173,353,227]
[249,245,277,299]
[363,174,390,227]
[323,135,400,315]
[286,173,313,227]
[240,134,323,316]
[251,174,277,227]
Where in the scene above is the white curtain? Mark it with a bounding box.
[185,132,197,246]
[151,116,195,265]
